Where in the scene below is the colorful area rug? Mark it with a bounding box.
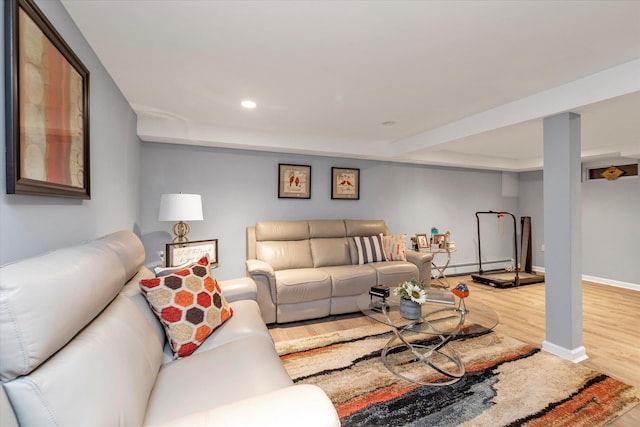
[276,323,640,426]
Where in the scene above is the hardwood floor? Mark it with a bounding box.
[268,275,640,426]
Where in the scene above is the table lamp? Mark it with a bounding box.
[158,193,203,243]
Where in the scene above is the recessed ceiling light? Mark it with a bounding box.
[241,100,257,109]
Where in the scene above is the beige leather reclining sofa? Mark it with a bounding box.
[0,231,338,427]
[246,219,433,324]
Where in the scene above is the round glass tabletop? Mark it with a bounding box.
[357,287,499,337]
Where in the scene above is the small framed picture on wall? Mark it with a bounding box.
[278,164,311,199]
[331,167,360,200]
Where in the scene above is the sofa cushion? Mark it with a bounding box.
[383,234,407,261]
[257,240,313,270]
[144,335,293,426]
[353,235,386,264]
[255,220,310,241]
[0,239,128,382]
[99,230,147,280]
[345,219,388,236]
[147,384,339,427]
[369,261,419,287]
[275,268,331,304]
[320,265,376,297]
[3,295,163,427]
[308,220,346,238]
[310,237,351,267]
[189,299,271,356]
[139,256,233,358]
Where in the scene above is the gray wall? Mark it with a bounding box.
[518,170,545,269]
[519,168,639,286]
[140,142,518,280]
[582,172,639,285]
[0,0,141,265]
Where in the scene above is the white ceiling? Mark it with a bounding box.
[61,0,640,171]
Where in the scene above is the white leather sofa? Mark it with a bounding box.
[0,231,339,427]
[246,219,433,324]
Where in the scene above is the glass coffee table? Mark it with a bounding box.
[356,287,499,386]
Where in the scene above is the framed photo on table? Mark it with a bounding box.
[5,0,91,199]
[165,239,218,268]
[278,164,311,199]
[416,233,429,249]
[433,234,447,249]
[331,167,360,200]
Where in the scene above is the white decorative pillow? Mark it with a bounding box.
[383,234,407,261]
[353,235,386,264]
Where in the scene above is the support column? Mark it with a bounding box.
[542,112,587,362]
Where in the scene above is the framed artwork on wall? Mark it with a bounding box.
[5,0,91,199]
[278,164,311,199]
[331,167,360,200]
[166,239,218,268]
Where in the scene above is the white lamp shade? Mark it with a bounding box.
[158,194,203,222]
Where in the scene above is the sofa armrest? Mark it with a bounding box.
[246,258,275,277]
[406,250,433,283]
[146,384,340,427]
[217,277,258,302]
[245,259,278,324]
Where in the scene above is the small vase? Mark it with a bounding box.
[400,298,422,320]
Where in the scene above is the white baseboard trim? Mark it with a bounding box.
[444,260,513,277]
[531,267,639,292]
[542,340,588,363]
[581,274,640,292]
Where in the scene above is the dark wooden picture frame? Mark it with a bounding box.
[278,163,311,199]
[5,0,90,199]
[331,167,360,200]
[166,239,218,268]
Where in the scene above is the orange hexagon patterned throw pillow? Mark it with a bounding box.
[139,256,233,358]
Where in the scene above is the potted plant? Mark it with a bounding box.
[394,278,427,319]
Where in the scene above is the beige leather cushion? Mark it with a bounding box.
[255,220,309,241]
[308,220,346,238]
[0,240,127,381]
[144,335,293,425]
[145,384,340,427]
[121,268,167,348]
[0,387,18,427]
[369,261,419,287]
[320,265,376,297]
[345,219,388,236]
[256,240,313,270]
[4,296,163,427]
[275,269,331,304]
[310,238,351,267]
[99,230,146,280]
[190,300,271,356]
